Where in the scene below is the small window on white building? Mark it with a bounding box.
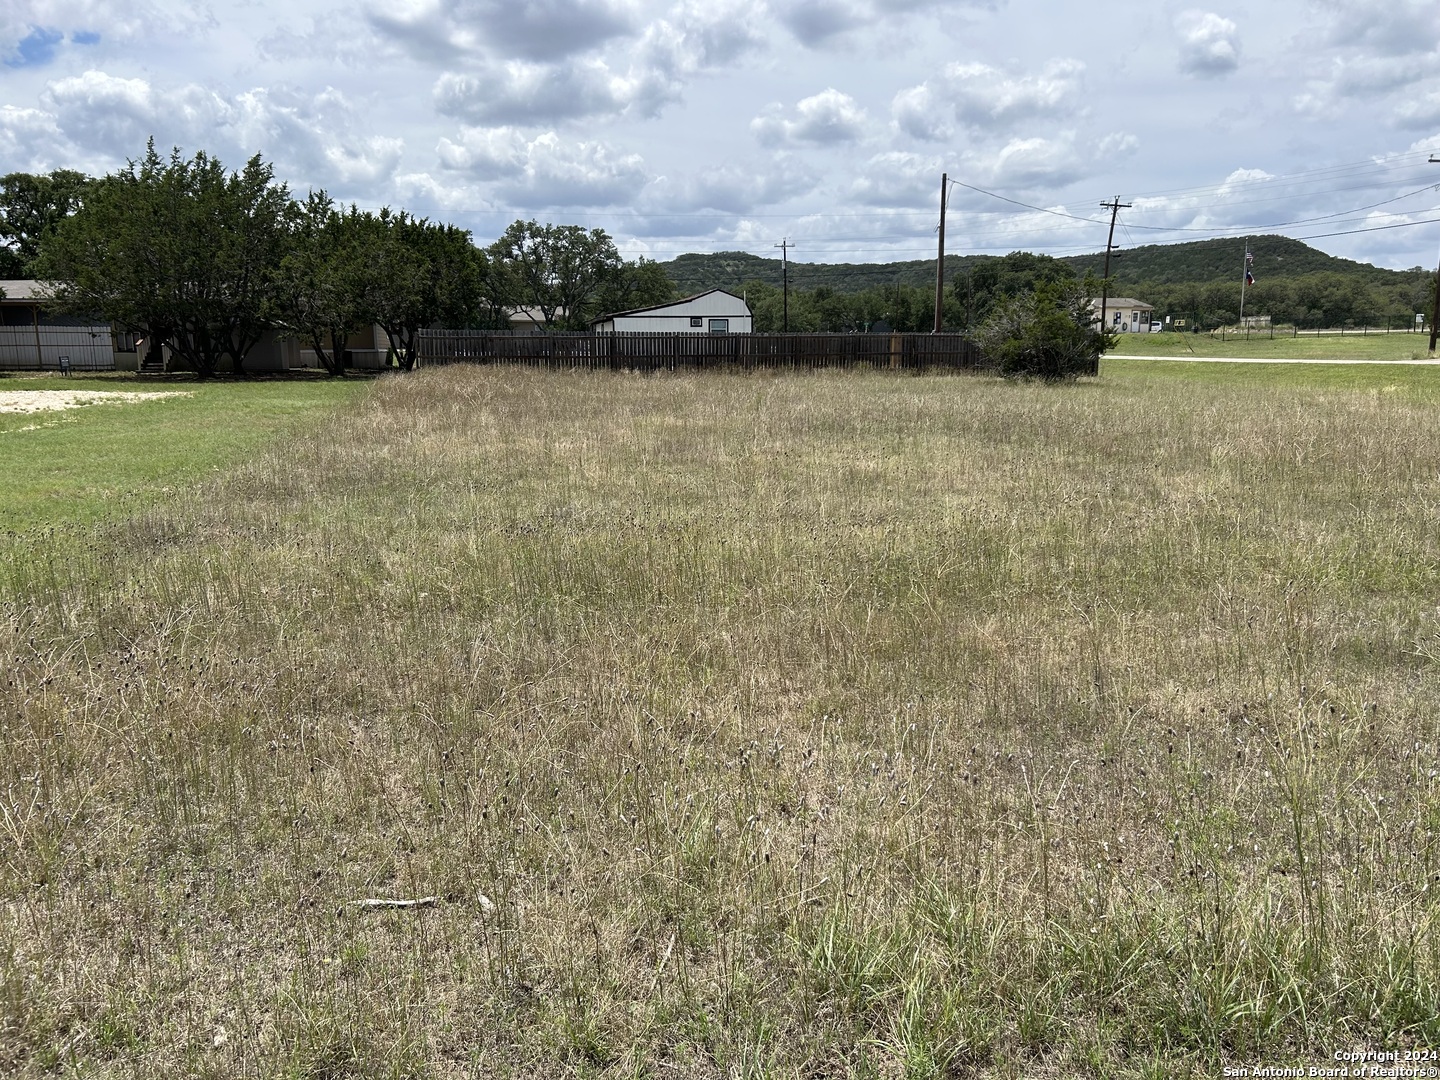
[690,317,703,327]
[708,319,728,333]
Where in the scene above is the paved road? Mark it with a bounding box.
[1107,354,1440,365]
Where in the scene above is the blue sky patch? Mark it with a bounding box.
[5,27,65,68]
[72,31,102,46]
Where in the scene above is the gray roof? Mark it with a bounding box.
[0,280,52,302]
[593,287,748,324]
[1086,296,1152,309]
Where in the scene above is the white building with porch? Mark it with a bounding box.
[1086,297,1154,333]
[591,289,752,334]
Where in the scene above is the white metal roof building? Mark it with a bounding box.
[591,288,753,334]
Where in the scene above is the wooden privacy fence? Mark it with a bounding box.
[416,331,988,373]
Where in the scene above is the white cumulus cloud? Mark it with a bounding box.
[771,0,987,47]
[847,151,944,208]
[751,88,868,147]
[1176,11,1241,77]
[436,127,650,206]
[367,0,637,64]
[651,162,821,212]
[1311,0,1440,57]
[988,134,1084,188]
[0,2,210,64]
[891,59,1085,141]
[41,70,224,158]
[1393,91,1440,130]
[14,70,406,195]
[433,61,668,125]
[408,0,767,127]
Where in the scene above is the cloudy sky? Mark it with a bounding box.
[4,0,1440,270]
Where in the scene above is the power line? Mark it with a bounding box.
[1109,147,1440,202]
[1119,184,1440,233]
[1286,215,1440,241]
[947,178,1110,225]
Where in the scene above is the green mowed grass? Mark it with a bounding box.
[1103,354,1440,394]
[1108,328,1435,361]
[0,373,368,532]
[5,363,1440,1078]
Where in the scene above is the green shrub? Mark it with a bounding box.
[975,277,1113,380]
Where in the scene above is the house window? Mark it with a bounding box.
[708,319,728,334]
[689,316,703,327]
[112,330,139,353]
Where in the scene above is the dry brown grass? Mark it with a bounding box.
[4,364,1440,1078]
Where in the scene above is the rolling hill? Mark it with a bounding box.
[660,251,982,295]
[658,236,1429,296]
[1060,234,1425,287]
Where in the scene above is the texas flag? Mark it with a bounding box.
[1246,269,1255,286]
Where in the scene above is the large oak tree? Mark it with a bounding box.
[487,220,623,330]
[0,169,91,279]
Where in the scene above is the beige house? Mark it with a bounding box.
[133,324,393,374]
[503,306,570,331]
[268,325,393,372]
[1087,297,1154,333]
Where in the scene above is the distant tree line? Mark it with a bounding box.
[744,251,1089,334]
[1139,273,1436,331]
[740,279,955,333]
[721,250,1438,337]
[0,146,675,376]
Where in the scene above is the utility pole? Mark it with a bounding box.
[934,172,949,333]
[1430,157,1440,354]
[776,238,791,332]
[1098,196,1130,338]
[1239,238,1251,328]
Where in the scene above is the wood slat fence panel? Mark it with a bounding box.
[416,331,991,373]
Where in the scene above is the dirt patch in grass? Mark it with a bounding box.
[0,389,192,414]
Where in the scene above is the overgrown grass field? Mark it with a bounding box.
[4,362,1440,1077]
